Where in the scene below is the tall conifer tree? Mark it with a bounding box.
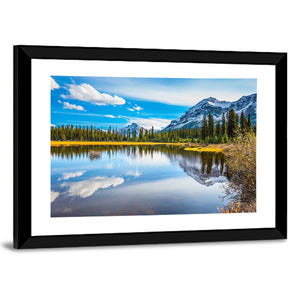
[201,115,208,141]
[240,110,247,133]
[208,113,215,139]
[222,112,226,136]
[247,113,252,130]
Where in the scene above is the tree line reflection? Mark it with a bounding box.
[51,145,226,176]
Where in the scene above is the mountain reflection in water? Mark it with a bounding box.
[51,145,228,217]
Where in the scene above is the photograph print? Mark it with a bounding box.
[50,76,257,217]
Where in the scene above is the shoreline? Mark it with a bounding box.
[51,141,186,146]
[50,141,236,154]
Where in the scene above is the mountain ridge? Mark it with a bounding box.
[164,93,256,131]
[119,122,145,135]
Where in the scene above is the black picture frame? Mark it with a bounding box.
[13,45,287,249]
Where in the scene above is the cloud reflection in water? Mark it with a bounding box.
[60,176,124,198]
[58,170,86,181]
[51,191,60,203]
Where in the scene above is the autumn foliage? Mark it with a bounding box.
[220,131,256,213]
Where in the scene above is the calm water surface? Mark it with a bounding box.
[51,145,229,217]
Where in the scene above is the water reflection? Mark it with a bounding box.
[51,145,226,174]
[58,171,86,181]
[60,176,125,198]
[51,191,60,203]
[51,145,228,217]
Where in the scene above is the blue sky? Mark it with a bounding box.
[51,76,256,130]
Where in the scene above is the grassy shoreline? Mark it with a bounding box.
[50,141,237,154]
[51,141,185,146]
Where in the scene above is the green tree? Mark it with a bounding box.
[208,113,215,139]
[222,112,226,136]
[127,129,131,141]
[227,108,238,139]
[240,110,247,133]
[201,115,209,141]
[139,128,144,141]
[151,126,154,140]
[247,113,252,131]
[215,121,221,139]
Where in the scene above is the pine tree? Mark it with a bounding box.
[235,113,239,131]
[139,128,144,141]
[240,110,247,133]
[201,115,209,141]
[247,113,252,131]
[132,130,137,141]
[222,112,226,136]
[127,129,131,141]
[208,113,215,139]
[227,108,238,139]
[215,121,221,138]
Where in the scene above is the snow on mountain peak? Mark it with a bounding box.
[119,122,145,135]
[164,93,256,131]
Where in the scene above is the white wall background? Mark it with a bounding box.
[0,1,298,299]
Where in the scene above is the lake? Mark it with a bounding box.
[51,145,229,217]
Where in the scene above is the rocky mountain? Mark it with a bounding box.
[164,93,257,130]
[179,162,227,187]
[168,152,228,187]
[119,122,145,135]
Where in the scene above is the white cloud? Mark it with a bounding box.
[128,105,143,112]
[60,176,124,198]
[58,171,86,181]
[51,77,60,90]
[126,170,142,177]
[128,117,171,130]
[58,100,62,103]
[104,115,116,119]
[105,163,114,169]
[51,124,56,128]
[63,102,86,111]
[51,191,60,203]
[133,105,143,111]
[107,80,256,106]
[112,177,204,199]
[61,83,125,106]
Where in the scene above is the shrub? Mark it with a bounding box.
[220,131,256,213]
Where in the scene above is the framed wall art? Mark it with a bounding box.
[14,45,287,248]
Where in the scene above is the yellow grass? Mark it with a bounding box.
[184,146,223,153]
[50,141,235,155]
[51,141,184,147]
